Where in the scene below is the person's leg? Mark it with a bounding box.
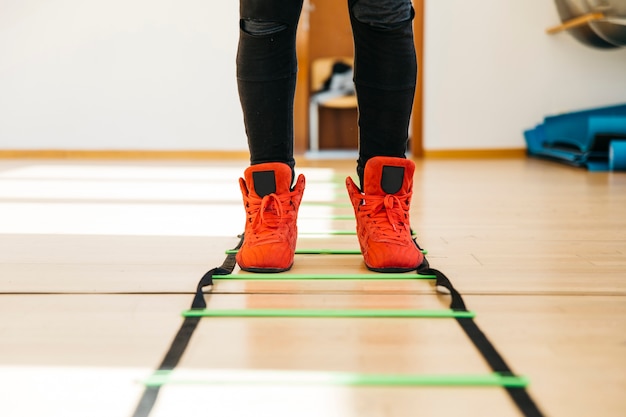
[235,0,306,272]
[237,0,304,172]
[348,0,417,184]
[346,0,424,272]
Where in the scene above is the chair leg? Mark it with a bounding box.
[309,100,320,152]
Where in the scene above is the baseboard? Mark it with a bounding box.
[0,149,250,160]
[423,148,526,159]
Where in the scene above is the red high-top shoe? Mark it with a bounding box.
[346,156,424,272]
[236,162,305,272]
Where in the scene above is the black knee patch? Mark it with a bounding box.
[240,19,288,37]
[240,0,304,28]
[350,0,413,30]
[348,11,417,89]
[237,0,303,81]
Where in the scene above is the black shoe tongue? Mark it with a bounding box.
[380,165,405,194]
[252,170,276,197]
[362,156,414,196]
[246,163,293,198]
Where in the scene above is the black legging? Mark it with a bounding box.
[237,0,417,183]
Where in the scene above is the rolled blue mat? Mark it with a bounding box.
[609,140,626,171]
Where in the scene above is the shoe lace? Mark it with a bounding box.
[359,193,411,244]
[244,191,296,244]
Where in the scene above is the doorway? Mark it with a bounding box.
[294,0,424,156]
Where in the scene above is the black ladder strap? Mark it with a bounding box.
[133,235,544,417]
[418,265,546,417]
[130,235,243,417]
[191,235,243,309]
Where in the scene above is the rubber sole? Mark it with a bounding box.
[238,264,294,273]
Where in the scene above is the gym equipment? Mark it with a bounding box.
[524,103,626,171]
[547,0,626,48]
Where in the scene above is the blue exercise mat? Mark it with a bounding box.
[524,103,626,171]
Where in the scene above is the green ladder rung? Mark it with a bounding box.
[213,273,436,280]
[295,215,354,220]
[182,308,474,319]
[226,248,428,255]
[301,230,356,235]
[299,230,418,236]
[302,202,352,208]
[226,248,359,255]
[328,215,354,220]
[143,370,527,388]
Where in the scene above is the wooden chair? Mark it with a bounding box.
[309,57,358,151]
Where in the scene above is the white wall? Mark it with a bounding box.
[423,0,626,150]
[0,1,246,150]
[1,1,625,152]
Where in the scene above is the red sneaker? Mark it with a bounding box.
[346,156,424,272]
[236,163,305,272]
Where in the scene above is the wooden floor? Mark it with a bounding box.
[0,157,624,417]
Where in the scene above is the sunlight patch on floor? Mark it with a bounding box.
[0,164,339,237]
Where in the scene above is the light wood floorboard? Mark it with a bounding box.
[0,157,624,417]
